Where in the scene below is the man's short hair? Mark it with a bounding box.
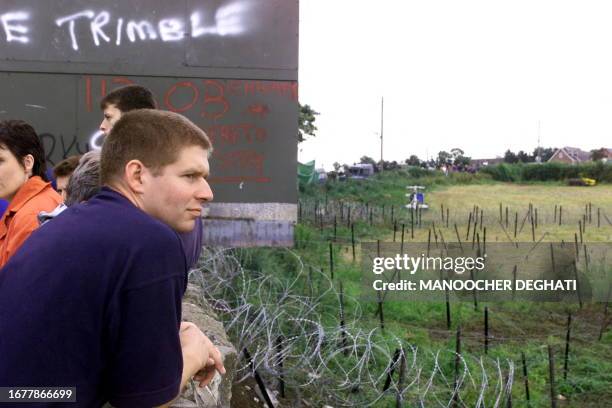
[99,85,156,112]
[65,151,101,206]
[53,155,81,179]
[100,110,212,184]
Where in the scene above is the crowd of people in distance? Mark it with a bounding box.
[0,85,225,408]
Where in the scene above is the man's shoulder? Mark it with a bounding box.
[5,188,186,278]
[35,189,180,251]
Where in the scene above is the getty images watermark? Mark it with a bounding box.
[361,243,611,303]
[372,253,576,292]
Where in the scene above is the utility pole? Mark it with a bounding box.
[380,96,384,171]
[536,120,542,163]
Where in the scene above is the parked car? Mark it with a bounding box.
[567,177,596,186]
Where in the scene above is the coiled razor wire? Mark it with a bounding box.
[190,247,518,407]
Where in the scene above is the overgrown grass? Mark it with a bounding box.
[243,224,612,406]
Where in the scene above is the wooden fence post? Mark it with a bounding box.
[484,306,489,354]
[512,265,517,300]
[383,348,401,392]
[411,207,415,239]
[347,206,351,228]
[598,208,601,228]
[351,223,356,261]
[243,348,275,408]
[329,242,334,280]
[401,224,405,254]
[505,206,509,228]
[377,290,385,330]
[445,284,451,330]
[522,352,531,406]
[393,220,398,242]
[514,212,518,238]
[563,313,571,380]
[333,216,337,241]
[548,345,557,408]
[599,283,611,341]
[453,325,461,407]
[339,282,348,355]
[276,336,285,398]
[454,223,463,252]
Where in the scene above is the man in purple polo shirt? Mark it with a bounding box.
[99,84,203,269]
[0,110,224,407]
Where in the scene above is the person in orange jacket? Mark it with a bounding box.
[0,120,62,267]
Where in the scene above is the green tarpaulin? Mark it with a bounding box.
[298,160,317,186]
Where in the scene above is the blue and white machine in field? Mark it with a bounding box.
[405,185,428,210]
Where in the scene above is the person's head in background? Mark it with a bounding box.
[101,109,213,233]
[65,151,101,206]
[0,120,48,203]
[53,155,81,201]
[99,85,156,136]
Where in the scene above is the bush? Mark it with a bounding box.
[406,166,432,178]
[480,163,523,182]
[521,162,579,181]
[481,162,612,183]
[449,171,493,184]
[585,161,612,182]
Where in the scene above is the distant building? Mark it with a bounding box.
[547,147,591,164]
[471,158,504,168]
[601,148,612,163]
[348,163,375,179]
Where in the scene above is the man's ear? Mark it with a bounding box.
[22,154,34,176]
[123,159,147,194]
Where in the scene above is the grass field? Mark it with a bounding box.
[426,183,612,242]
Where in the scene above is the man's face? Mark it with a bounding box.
[99,104,122,136]
[55,175,69,201]
[140,145,213,233]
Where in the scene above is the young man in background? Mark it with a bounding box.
[53,155,81,201]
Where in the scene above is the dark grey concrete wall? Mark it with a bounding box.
[0,72,298,204]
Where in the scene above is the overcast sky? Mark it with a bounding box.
[298,0,612,169]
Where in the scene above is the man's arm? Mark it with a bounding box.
[155,322,226,408]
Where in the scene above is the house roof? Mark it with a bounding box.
[548,147,591,163]
[563,147,591,161]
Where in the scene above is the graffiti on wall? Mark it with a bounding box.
[1,2,252,51]
[36,75,296,185]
